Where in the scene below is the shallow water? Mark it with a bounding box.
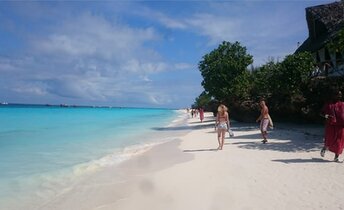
[0,105,188,209]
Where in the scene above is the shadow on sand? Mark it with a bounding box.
[153,118,325,154]
[224,122,324,153]
[230,136,323,153]
[152,123,215,131]
[183,148,218,153]
[271,158,333,164]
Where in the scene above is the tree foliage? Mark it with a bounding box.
[192,91,212,108]
[327,28,344,53]
[250,60,280,100]
[198,41,253,103]
[270,52,314,106]
[196,40,339,122]
[268,52,315,119]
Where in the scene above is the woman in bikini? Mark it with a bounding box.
[216,104,229,150]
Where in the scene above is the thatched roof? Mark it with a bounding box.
[296,1,344,53]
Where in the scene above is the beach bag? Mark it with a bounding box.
[228,129,234,137]
[334,102,344,126]
[268,114,274,128]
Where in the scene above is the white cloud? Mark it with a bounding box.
[174,62,195,70]
[121,59,168,74]
[33,13,159,62]
[8,2,311,107]
[148,92,173,105]
[0,59,18,72]
[130,6,187,29]
[186,13,240,45]
[158,14,187,29]
[134,1,315,66]
[0,11,185,106]
[13,84,47,96]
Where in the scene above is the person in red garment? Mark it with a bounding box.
[199,107,204,123]
[320,89,344,162]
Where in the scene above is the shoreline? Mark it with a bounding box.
[34,112,197,210]
[6,112,344,210]
[0,109,190,210]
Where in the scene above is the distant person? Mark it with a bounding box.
[194,109,199,117]
[199,108,204,123]
[320,89,344,162]
[215,104,229,150]
[256,100,270,144]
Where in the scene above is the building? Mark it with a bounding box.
[295,1,344,77]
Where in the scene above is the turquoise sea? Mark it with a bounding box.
[0,104,187,209]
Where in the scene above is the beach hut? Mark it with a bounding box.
[295,1,344,78]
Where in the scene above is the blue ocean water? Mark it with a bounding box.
[0,104,186,208]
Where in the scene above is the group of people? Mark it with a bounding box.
[215,100,272,150]
[188,108,205,122]
[188,108,204,122]
[213,93,344,162]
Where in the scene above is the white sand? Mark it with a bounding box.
[38,112,344,210]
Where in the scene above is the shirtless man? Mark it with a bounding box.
[256,100,270,144]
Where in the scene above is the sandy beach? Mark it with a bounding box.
[37,112,344,210]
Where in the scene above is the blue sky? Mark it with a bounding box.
[0,0,335,108]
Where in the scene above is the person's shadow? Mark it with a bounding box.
[272,158,333,164]
[183,148,218,152]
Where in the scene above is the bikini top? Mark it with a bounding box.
[217,113,228,122]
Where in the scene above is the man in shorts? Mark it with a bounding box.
[256,100,270,144]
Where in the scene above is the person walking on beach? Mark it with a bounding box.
[199,107,204,123]
[256,100,270,144]
[320,89,344,162]
[215,104,229,150]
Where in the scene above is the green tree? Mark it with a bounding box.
[195,41,321,122]
[198,41,253,103]
[327,28,344,54]
[277,52,314,96]
[251,60,280,100]
[230,70,253,100]
[269,52,315,119]
[192,91,212,108]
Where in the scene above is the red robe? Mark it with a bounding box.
[323,102,344,155]
[199,109,204,122]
